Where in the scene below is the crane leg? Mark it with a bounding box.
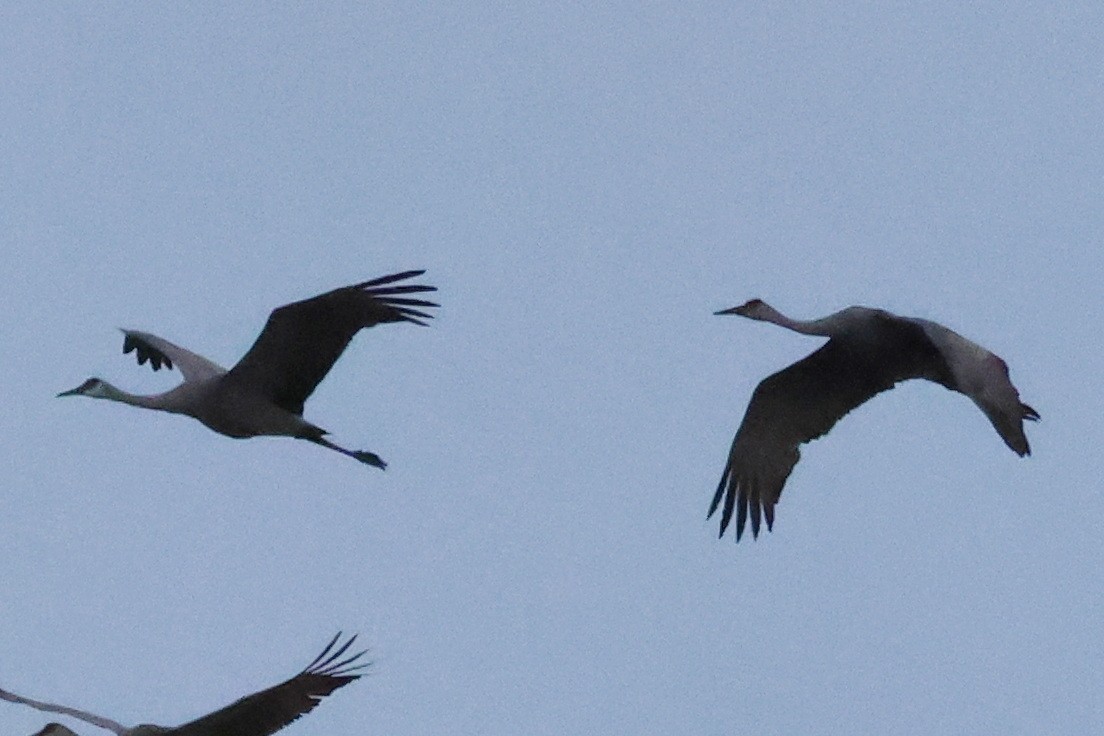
[308,437,387,470]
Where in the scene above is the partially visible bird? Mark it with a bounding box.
[3,633,368,736]
[709,299,1038,541]
[57,270,438,469]
[30,725,78,736]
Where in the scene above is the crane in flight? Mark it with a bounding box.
[57,270,437,469]
[3,633,367,736]
[709,299,1038,541]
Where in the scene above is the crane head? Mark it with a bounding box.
[715,299,766,318]
[56,377,109,399]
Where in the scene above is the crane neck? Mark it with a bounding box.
[754,304,837,337]
[98,381,175,411]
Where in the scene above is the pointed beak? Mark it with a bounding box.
[714,306,742,316]
[56,386,82,398]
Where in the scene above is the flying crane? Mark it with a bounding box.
[709,299,1038,541]
[4,633,367,736]
[58,270,437,469]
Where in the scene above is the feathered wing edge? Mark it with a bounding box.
[0,686,127,735]
[350,269,440,326]
[707,445,794,541]
[119,330,227,383]
[123,331,173,371]
[297,632,371,679]
[169,633,370,736]
[224,269,439,413]
[707,318,948,542]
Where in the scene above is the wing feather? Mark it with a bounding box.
[224,271,438,414]
[172,634,369,736]
[120,330,227,383]
[0,687,127,735]
[710,317,949,541]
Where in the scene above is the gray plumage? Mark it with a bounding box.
[4,634,368,736]
[58,270,438,469]
[709,300,1038,541]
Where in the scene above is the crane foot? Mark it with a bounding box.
[353,451,387,470]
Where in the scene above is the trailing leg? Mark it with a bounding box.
[307,437,387,470]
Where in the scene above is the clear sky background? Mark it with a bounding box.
[2,4,1101,735]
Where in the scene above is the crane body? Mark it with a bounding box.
[709,300,1038,541]
[58,271,437,469]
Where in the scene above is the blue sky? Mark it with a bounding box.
[2,4,1101,734]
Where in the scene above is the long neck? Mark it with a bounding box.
[99,381,176,412]
[754,303,838,337]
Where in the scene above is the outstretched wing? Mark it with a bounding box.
[172,633,369,736]
[0,686,127,735]
[120,330,227,383]
[709,318,951,541]
[223,270,438,415]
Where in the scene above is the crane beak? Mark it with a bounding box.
[57,378,101,398]
[716,299,764,317]
[56,382,93,398]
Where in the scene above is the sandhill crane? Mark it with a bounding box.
[709,299,1039,541]
[2,633,367,736]
[57,270,437,469]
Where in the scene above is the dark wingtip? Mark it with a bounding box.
[708,458,730,519]
[361,269,427,287]
[120,331,172,371]
[305,632,370,679]
[748,482,763,539]
[302,632,344,674]
[735,488,748,542]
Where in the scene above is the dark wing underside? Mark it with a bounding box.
[123,332,172,371]
[119,330,227,383]
[223,270,438,414]
[709,318,951,541]
[171,633,369,736]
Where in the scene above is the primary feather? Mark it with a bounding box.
[709,300,1037,541]
[58,271,438,469]
[1,634,368,736]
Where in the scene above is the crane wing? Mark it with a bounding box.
[223,270,438,415]
[0,686,127,735]
[709,319,951,541]
[170,633,369,736]
[120,330,227,383]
